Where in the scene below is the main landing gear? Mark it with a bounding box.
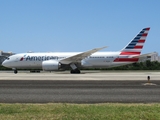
[70,69,81,74]
[70,63,81,74]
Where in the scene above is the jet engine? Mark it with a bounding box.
[42,60,60,71]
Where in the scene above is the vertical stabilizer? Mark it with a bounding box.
[120,27,150,55]
[114,27,150,62]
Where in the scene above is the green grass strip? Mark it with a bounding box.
[0,103,160,120]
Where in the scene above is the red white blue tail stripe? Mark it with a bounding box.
[114,27,150,62]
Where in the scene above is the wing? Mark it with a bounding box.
[60,46,107,64]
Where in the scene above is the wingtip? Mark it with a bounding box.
[101,46,107,50]
[94,46,107,51]
[103,46,107,48]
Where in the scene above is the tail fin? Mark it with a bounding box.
[120,27,150,55]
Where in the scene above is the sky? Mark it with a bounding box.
[0,0,160,54]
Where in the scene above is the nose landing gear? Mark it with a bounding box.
[14,70,18,74]
[12,68,18,74]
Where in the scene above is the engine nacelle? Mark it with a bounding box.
[42,60,60,71]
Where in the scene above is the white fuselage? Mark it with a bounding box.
[2,51,136,70]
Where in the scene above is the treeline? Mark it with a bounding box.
[0,60,160,70]
[106,60,160,70]
[0,65,12,70]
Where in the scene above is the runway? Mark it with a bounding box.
[0,70,160,80]
[0,71,159,103]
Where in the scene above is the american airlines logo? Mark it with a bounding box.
[20,55,58,61]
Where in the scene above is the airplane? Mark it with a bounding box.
[2,27,151,74]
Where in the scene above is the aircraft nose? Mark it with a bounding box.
[2,60,8,67]
[2,60,6,66]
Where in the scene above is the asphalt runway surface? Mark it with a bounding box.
[0,71,159,103]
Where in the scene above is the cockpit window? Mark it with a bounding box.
[7,58,10,60]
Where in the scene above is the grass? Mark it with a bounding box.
[0,103,160,120]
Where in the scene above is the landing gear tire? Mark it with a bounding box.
[70,70,74,74]
[14,70,18,74]
[70,69,81,74]
[76,69,80,74]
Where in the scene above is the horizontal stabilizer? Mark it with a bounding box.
[132,52,157,58]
